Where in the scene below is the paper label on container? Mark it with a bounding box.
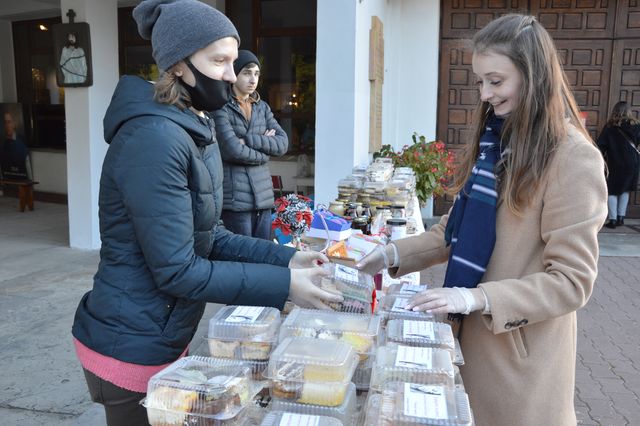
[225,306,264,323]
[395,345,433,369]
[391,297,411,312]
[335,264,359,282]
[279,413,320,426]
[403,383,448,419]
[402,320,435,340]
[399,284,425,294]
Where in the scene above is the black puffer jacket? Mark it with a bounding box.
[596,120,640,195]
[72,76,295,366]
[213,95,288,211]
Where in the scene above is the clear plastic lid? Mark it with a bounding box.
[379,295,441,322]
[143,356,257,421]
[386,320,455,352]
[369,343,455,391]
[208,306,281,342]
[365,383,473,426]
[317,263,375,314]
[271,382,357,425]
[204,357,269,383]
[260,411,343,426]
[278,308,382,356]
[266,337,359,384]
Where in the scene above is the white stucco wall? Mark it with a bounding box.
[31,150,67,193]
[315,0,440,206]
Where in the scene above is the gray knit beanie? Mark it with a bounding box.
[234,50,260,75]
[133,0,240,71]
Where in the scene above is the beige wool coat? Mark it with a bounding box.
[390,125,607,426]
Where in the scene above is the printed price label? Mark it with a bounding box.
[225,306,264,323]
[395,345,433,369]
[404,383,448,419]
[399,284,426,294]
[402,320,435,340]
[391,297,411,312]
[335,264,359,282]
[279,413,320,426]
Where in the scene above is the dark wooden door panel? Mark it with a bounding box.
[609,38,640,217]
[615,0,640,38]
[531,0,616,39]
[441,0,529,39]
[555,39,613,139]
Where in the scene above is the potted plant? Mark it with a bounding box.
[375,133,454,206]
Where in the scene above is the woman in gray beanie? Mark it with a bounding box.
[71,1,340,424]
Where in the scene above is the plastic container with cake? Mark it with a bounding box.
[142,356,260,425]
[317,263,375,314]
[385,319,456,354]
[207,305,281,363]
[363,382,473,426]
[270,382,357,425]
[369,343,456,392]
[260,410,344,426]
[265,337,359,407]
[379,294,443,323]
[278,308,382,389]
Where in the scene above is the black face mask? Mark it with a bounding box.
[182,59,230,111]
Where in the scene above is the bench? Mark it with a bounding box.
[0,179,39,212]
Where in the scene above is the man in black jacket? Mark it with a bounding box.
[213,50,289,239]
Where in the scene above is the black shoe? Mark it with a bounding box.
[605,219,617,229]
[617,216,625,226]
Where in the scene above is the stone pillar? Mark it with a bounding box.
[61,0,118,249]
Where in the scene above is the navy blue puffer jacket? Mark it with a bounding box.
[72,76,296,366]
[213,95,288,211]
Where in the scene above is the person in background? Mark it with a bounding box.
[0,111,31,180]
[71,2,340,425]
[357,14,606,426]
[596,101,640,228]
[213,50,288,239]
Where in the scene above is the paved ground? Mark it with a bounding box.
[0,198,638,425]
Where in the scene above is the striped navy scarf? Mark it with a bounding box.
[443,115,503,289]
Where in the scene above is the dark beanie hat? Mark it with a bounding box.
[234,50,260,75]
[133,0,240,71]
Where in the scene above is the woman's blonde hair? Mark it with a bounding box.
[153,64,191,109]
[450,14,589,215]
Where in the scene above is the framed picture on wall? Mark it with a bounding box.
[52,22,93,87]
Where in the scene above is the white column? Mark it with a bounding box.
[61,0,118,249]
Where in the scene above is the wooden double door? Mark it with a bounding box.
[437,1,640,218]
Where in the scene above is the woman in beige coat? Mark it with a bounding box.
[358,15,607,426]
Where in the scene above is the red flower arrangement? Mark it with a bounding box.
[272,194,313,247]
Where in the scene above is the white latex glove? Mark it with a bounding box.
[289,251,330,269]
[405,287,486,315]
[354,245,394,276]
[289,267,343,310]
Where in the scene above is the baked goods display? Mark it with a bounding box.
[260,411,343,426]
[265,337,359,407]
[378,294,443,323]
[364,383,473,426]
[369,343,455,391]
[143,356,257,425]
[208,306,281,361]
[318,263,375,314]
[386,319,456,355]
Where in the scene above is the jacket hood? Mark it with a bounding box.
[103,75,214,146]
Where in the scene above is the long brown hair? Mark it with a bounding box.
[153,64,191,109]
[450,14,589,215]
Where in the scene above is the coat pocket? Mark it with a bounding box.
[511,328,529,358]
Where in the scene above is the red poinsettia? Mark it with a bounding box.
[272,194,313,239]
